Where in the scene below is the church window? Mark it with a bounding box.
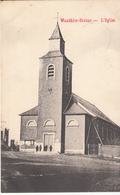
[27,120,37,127]
[66,66,69,83]
[47,64,55,79]
[44,119,55,127]
[67,119,78,127]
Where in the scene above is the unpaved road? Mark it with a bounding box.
[1,151,120,192]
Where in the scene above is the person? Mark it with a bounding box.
[50,145,52,152]
[40,145,42,151]
[44,145,47,151]
[36,145,38,152]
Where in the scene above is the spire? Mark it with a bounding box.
[49,22,65,54]
[49,22,65,42]
[57,12,59,23]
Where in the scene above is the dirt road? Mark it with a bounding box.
[1,151,120,192]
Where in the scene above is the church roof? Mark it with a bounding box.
[40,51,63,59]
[49,22,65,42]
[19,106,38,116]
[19,94,118,127]
[64,93,118,126]
[64,100,88,115]
[40,51,73,64]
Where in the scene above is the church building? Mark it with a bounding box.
[19,22,120,154]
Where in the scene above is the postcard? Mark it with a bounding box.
[1,0,120,193]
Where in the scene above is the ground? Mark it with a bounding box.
[1,150,120,192]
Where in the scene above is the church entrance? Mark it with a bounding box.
[44,134,54,152]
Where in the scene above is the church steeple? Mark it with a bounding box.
[49,22,65,41]
[38,20,72,153]
[49,22,65,54]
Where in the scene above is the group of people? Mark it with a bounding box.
[36,145,53,152]
[44,145,52,151]
[36,145,42,152]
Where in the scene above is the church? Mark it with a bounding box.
[19,22,120,154]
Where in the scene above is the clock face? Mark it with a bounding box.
[48,88,52,94]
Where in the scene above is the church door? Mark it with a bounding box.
[44,134,53,152]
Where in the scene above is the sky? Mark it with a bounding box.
[1,0,120,143]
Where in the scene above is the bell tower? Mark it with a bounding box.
[49,22,65,55]
[37,22,73,153]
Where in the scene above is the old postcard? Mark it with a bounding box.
[1,0,120,192]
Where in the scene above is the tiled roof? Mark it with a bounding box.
[64,93,117,126]
[19,106,38,116]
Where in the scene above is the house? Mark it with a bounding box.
[19,22,120,154]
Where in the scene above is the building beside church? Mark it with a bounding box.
[19,22,120,154]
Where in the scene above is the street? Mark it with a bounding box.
[1,151,120,192]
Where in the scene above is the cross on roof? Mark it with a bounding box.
[55,12,60,23]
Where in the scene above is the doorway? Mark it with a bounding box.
[88,144,98,155]
[44,134,54,152]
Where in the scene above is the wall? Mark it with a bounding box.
[61,57,72,153]
[65,115,85,154]
[38,54,72,153]
[62,57,72,111]
[99,144,120,157]
[94,118,120,145]
[20,115,38,141]
[85,115,120,154]
[38,56,63,150]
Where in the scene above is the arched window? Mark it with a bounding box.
[47,64,55,79]
[27,120,37,127]
[44,119,55,127]
[67,119,78,127]
[66,66,69,82]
